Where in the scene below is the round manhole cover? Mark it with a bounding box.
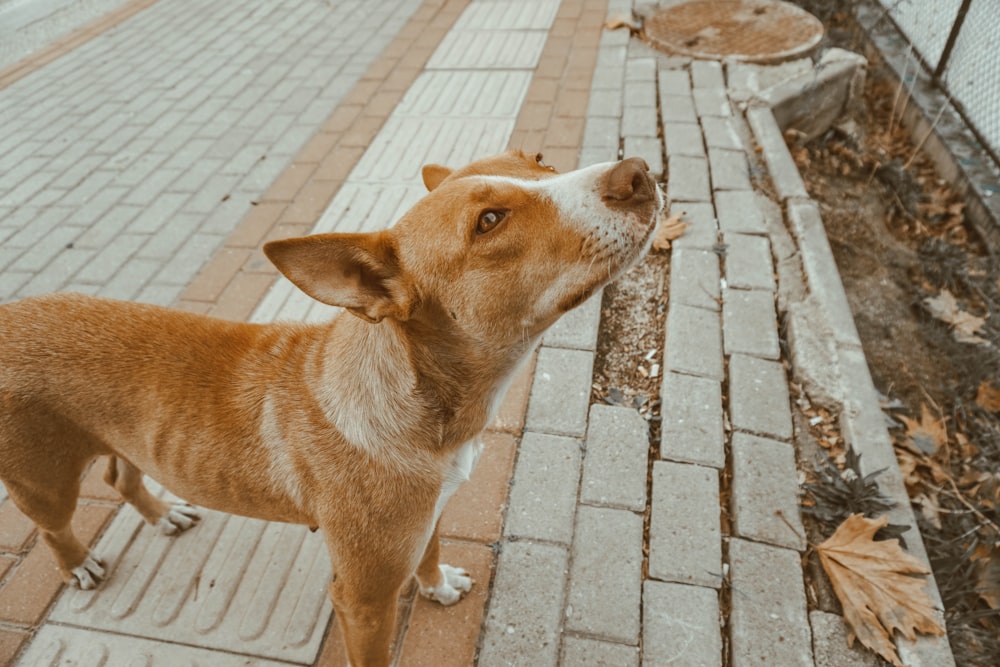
[645,0,824,64]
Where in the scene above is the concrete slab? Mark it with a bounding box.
[660,371,725,468]
[581,404,649,511]
[731,432,807,550]
[728,353,793,440]
[505,432,582,545]
[643,580,722,667]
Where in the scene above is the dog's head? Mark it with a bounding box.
[265,150,663,345]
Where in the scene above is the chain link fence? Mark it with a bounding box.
[878,0,999,165]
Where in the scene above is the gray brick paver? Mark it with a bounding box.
[729,353,794,440]
[649,461,722,588]
[480,541,569,667]
[667,154,711,202]
[525,347,594,437]
[565,505,643,643]
[722,289,781,360]
[670,248,721,311]
[581,404,648,511]
[708,147,752,191]
[643,581,722,667]
[660,372,725,468]
[505,432,582,545]
[729,539,812,667]
[663,122,706,158]
[731,433,807,550]
[562,636,639,667]
[670,201,718,251]
[723,233,776,291]
[664,303,723,381]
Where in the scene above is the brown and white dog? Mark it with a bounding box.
[0,150,662,666]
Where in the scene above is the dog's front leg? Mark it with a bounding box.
[414,520,473,606]
[328,551,410,667]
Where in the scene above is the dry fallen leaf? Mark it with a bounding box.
[816,514,945,667]
[975,381,1000,412]
[604,15,641,33]
[652,210,688,252]
[898,404,948,456]
[923,290,988,344]
[972,545,1000,610]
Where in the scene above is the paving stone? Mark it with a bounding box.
[50,501,332,663]
[660,94,697,124]
[624,76,657,109]
[17,625,296,667]
[587,88,624,118]
[565,506,643,643]
[701,116,743,150]
[649,461,722,588]
[525,347,594,437]
[670,247,721,311]
[643,581,722,667]
[715,190,766,234]
[622,104,658,138]
[722,289,780,360]
[658,68,691,96]
[581,404,649,511]
[543,290,603,350]
[731,433,806,550]
[787,199,862,347]
[664,303,723,381]
[667,154,711,202]
[746,106,808,200]
[428,30,549,69]
[562,635,639,667]
[505,432,582,545]
[479,541,569,667]
[729,539,812,667]
[708,147,752,191]
[693,88,731,117]
[583,116,621,149]
[660,372,725,469]
[691,59,725,89]
[625,57,656,83]
[663,122,705,158]
[723,232,776,291]
[623,136,664,176]
[810,610,883,667]
[728,353,793,439]
[671,201,718,251]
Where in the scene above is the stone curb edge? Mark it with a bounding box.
[745,92,957,665]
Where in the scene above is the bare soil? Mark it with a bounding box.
[787,20,1000,665]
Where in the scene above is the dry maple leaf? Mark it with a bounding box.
[817,514,945,667]
[923,290,988,345]
[975,381,1000,412]
[897,404,948,456]
[652,210,688,252]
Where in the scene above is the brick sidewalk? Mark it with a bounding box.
[1,0,955,665]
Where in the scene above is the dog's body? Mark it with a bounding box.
[0,151,661,666]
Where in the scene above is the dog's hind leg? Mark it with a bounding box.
[103,456,200,534]
[3,468,105,589]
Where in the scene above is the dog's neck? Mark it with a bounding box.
[314,311,535,458]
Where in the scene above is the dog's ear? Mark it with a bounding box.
[264,233,416,323]
[421,164,452,191]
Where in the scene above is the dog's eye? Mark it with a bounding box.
[476,209,506,235]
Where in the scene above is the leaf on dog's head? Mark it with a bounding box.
[652,210,688,252]
[816,514,945,666]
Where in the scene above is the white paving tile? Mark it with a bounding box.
[18,624,299,666]
[427,30,549,69]
[453,0,560,30]
[49,491,332,664]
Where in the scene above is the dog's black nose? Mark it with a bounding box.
[600,157,653,204]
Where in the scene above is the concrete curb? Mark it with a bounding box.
[741,73,957,667]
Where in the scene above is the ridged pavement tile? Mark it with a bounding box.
[49,493,331,664]
[18,624,297,666]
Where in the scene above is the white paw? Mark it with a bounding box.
[419,564,473,606]
[71,553,105,590]
[158,503,201,535]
